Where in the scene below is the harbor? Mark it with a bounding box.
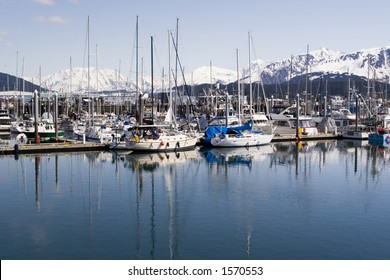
[4,2,390,279]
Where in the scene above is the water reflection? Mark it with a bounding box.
[35,156,41,210]
[125,150,198,170]
[1,140,390,259]
[119,150,199,259]
[267,140,390,182]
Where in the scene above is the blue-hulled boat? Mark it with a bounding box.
[368,131,390,147]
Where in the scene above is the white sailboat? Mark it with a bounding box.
[124,125,197,152]
[119,30,197,152]
[210,121,273,147]
[210,33,273,148]
[341,95,372,140]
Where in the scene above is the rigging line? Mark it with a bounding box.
[153,41,164,81]
[249,33,258,63]
[79,16,90,87]
[128,23,137,82]
[170,68,183,106]
[169,32,194,117]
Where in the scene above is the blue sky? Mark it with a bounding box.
[1,0,390,78]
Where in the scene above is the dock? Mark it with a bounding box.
[0,139,109,156]
[272,133,341,142]
[0,133,342,156]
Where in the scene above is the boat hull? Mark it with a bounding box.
[368,133,390,147]
[210,133,273,147]
[342,131,370,140]
[125,135,197,152]
[21,131,65,142]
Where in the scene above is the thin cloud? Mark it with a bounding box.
[33,0,55,5]
[35,16,70,24]
[0,29,12,46]
[0,29,8,36]
[1,41,14,47]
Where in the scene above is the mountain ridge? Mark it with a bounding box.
[2,45,390,94]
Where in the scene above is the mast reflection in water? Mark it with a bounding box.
[0,140,389,260]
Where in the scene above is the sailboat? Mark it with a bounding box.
[341,95,371,140]
[72,17,121,145]
[210,120,273,147]
[120,32,197,152]
[210,33,273,148]
[200,50,243,147]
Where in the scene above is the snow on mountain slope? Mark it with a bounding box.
[26,67,135,93]
[25,46,390,92]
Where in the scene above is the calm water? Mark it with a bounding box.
[1,140,390,260]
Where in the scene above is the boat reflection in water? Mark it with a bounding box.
[1,140,390,260]
[201,145,274,170]
[120,149,200,259]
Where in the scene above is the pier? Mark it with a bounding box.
[0,134,341,156]
[272,133,341,142]
[0,139,109,156]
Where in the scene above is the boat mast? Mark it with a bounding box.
[367,53,370,100]
[168,30,172,125]
[21,56,25,117]
[248,32,252,120]
[87,16,91,126]
[39,65,42,119]
[287,55,292,102]
[305,45,309,116]
[16,51,19,117]
[96,44,99,115]
[151,36,154,125]
[136,16,141,125]
[68,56,72,117]
[174,18,179,119]
[236,49,241,124]
[210,60,214,116]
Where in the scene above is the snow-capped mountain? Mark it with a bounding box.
[24,46,390,93]
[26,67,136,93]
[242,46,390,84]
[189,65,237,85]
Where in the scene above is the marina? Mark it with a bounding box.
[3,2,390,279]
[2,2,390,268]
[1,139,389,260]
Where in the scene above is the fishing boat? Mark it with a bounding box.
[368,115,390,146]
[368,131,390,147]
[271,107,319,136]
[10,119,64,142]
[0,108,12,136]
[341,124,372,140]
